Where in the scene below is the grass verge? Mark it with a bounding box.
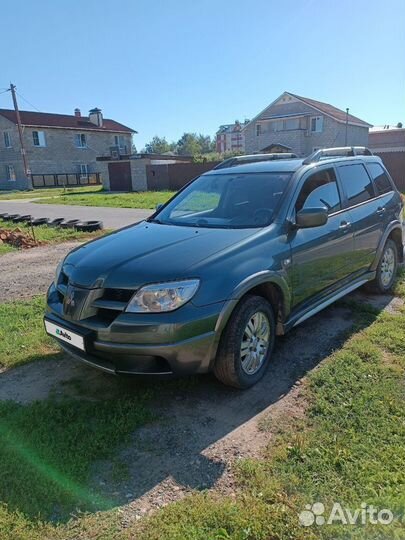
[0,186,102,200]
[35,190,175,209]
[0,218,106,246]
[0,296,59,369]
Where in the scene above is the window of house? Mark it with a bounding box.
[6,165,16,181]
[285,118,300,130]
[114,135,128,153]
[75,133,87,148]
[4,132,11,148]
[274,120,284,131]
[338,164,375,206]
[310,116,323,133]
[367,162,393,195]
[79,164,88,177]
[256,124,262,136]
[32,130,46,146]
[295,168,341,215]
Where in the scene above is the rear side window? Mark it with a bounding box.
[367,162,393,195]
[338,164,374,206]
[295,168,341,214]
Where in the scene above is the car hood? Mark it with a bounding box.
[64,221,257,289]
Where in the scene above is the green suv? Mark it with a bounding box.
[45,147,404,388]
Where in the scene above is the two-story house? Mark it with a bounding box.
[216,120,249,153]
[243,92,371,156]
[0,107,136,189]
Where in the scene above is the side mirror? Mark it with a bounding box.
[296,207,328,228]
[156,203,164,211]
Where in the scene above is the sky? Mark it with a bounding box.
[1,0,404,149]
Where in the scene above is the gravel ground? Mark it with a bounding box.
[0,241,80,302]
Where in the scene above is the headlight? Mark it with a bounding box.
[125,279,200,313]
[54,259,64,284]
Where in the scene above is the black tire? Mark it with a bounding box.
[48,218,65,227]
[31,217,48,226]
[59,219,80,229]
[12,214,31,223]
[74,220,103,232]
[7,214,20,221]
[214,295,276,389]
[367,239,398,293]
[0,213,10,219]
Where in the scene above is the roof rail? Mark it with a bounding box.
[214,152,298,170]
[303,146,373,165]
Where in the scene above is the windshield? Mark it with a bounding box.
[152,172,292,228]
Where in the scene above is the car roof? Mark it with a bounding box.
[203,154,382,176]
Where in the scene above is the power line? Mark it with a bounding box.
[15,90,41,112]
[0,88,10,95]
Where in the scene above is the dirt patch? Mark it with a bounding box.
[0,227,42,249]
[0,241,81,302]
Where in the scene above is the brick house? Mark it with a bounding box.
[0,107,135,190]
[368,126,405,190]
[216,121,248,153]
[243,92,371,156]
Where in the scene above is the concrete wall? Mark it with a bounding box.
[0,114,132,189]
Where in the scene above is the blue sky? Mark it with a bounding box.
[1,0,404,148]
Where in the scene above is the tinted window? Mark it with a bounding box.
[338,164,374,206]
[296,168,341,215]
[367,162,393,195]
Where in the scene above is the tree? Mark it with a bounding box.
[197,134,215,154]
[397,122,403,128]
[144,136,173,154]
[176,133,203,155]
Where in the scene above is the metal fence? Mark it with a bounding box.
[31,173,101,189]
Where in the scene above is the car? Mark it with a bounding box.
[44,147,404,388]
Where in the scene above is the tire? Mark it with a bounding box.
[12,214,32,223]
[48,218,65,227]
[74,220,103,232]
[31,217,48,226]
[214,295,276,389]
[7,214,20,221]
[59,219,80,229]
[367,239,398,293]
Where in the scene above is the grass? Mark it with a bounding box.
[0,243,15,255]
[0,218,106,247]
[0,186,103,200]
[0,277,404,539]
[36,190,175,209]
[0,296,59,369]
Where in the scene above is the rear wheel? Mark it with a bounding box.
[214,295,275,388]
[368,239,398,293]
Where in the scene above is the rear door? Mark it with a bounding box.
[288,166,354,308]
[336,162,384,274]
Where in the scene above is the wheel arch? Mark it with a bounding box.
[371,222,404,270]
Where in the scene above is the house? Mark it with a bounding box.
[369,125,405,190]
[216,121,248,153]
[0,107,136,190]
[243,92,371,156]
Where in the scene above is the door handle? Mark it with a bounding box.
[339,221,351,230]
[376,206,386,216]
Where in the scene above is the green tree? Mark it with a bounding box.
[144,136,173,154]
[176,133,202,155]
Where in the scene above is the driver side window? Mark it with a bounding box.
[295,168,341,215]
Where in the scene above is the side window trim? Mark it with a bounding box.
[364,161,395,195]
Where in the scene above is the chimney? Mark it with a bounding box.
[74,108,81,117]
[89,107,103,127]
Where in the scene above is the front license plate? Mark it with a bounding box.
[44,320,85,351]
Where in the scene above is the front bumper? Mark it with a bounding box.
[45,287,224,375]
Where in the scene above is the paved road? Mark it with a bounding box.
[0,201,152,229]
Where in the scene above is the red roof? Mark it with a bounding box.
[288,93,372,127]
[0,108,136,133]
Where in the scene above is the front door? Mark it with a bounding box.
[288,167,354,309]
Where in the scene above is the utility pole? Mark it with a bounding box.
[10,83,33,190]
[345,107,349,146]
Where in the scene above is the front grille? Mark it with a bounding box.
[55,281,135,326]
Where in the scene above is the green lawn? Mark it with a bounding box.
[0,276,404,539]
[36,190,175,209]
[0,218,106,248]
[0,186,103,200]
[0,243,15,256]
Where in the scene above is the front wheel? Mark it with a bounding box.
[214,295,275,388]
[368,239,398,293]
